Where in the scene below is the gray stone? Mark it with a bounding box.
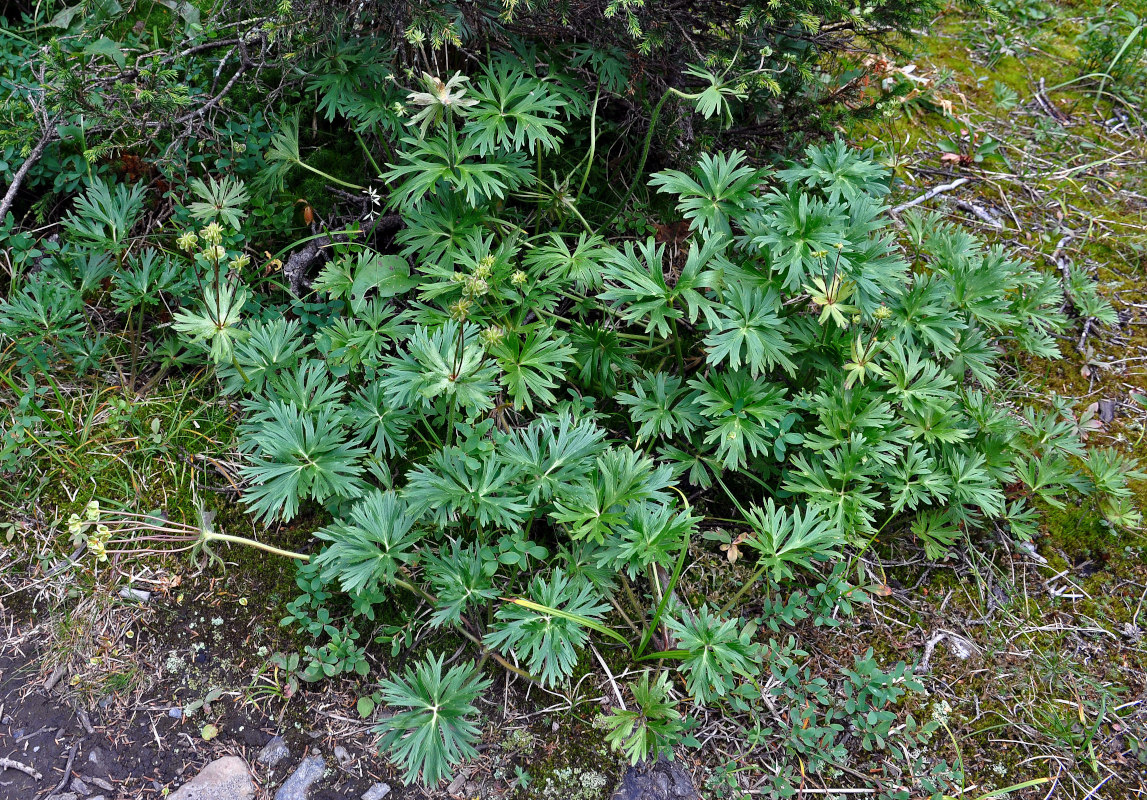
[258,735,291,768]
[362,782,392,800]
[70,776,89,794]
[333,745,352,767]
[1099,398,1116,423]
[611,759,699,800]
[118,587,151,602]
[169,756,255,800]
[89,796,108,800]
[45,794,77,800]
[86,777,115,791]
[274,755,326,800]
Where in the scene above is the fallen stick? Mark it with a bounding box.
[0,756,42,780]
[50,743,78,795]
[890,177,969,214]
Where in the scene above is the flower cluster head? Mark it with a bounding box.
[449,298,472,321]
[228,253,251,272]
[475,255,496,280]
[88,524,110,562]
[406,72,477,137]
[873,304,892,321]
[479,325,505,347]
[204,244,227,263]
[177,231,198,252]
[201,222,224,246]
[511,270,528,288]
[463,275,489,298]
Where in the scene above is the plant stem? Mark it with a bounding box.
[718,563,769,615]
[201,531,310,561]
[602,89,680,230]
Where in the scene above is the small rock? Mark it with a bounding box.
[274,755,326,800]
[362,782,391,800]
[333,745,352,767]
[70,777,89,794]
[45,794,77,800]
[118,587,151,602]
[611,758,699,800]
[86,746,121,775]
[1098,398,1116,423]
[258,735,290,768]
[169,756,255,800]
[86,777,115,791]
[168,707,183,719]
[89,796,108,800]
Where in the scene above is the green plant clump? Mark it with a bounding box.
[1,3,1143,797]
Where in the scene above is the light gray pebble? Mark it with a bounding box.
[274,755,326,800]
[258,735,290,768]
[362,783,391,800]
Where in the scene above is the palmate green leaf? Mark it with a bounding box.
[1086,447,1147,498]
[403,447,529,529]
[616,372,703,442]
[493,325,576,411]
[238,401,367,524]
[60,178,145,251]
[597,501,699,578]
[314,490,420,595]
[887,443,952,514]
[703,283,795,376]
[742,499,843,583]
[111,249,186,313]
[602,671,683,765]
[663,605,759,704]
[682,65,747,127]
[423,539,498,628]
[306,38,392,122]
[749,188,848,292]
[380,321,499,416]
[649,150,765,237]
[778,138,890,204]
[551,446,675,543]
[395,194,493,268]
[500,412,608,505]
[688,370,790,470]
[171,280,250,365]
[462,63,568,155]
[944,449,1007,521]
[598,235,720,337]
[524,232,611,291]
[319,298,412,374]
[187,175,249,230]
[383,132,532,209]
[376,654,491,785]
[890,274,964,359]
[1014,453,1080,508]
[346,382,411,458]
[568,321,642,393]
[485,570,609,687]
[217,317,311,395]
[910,509,961,560]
